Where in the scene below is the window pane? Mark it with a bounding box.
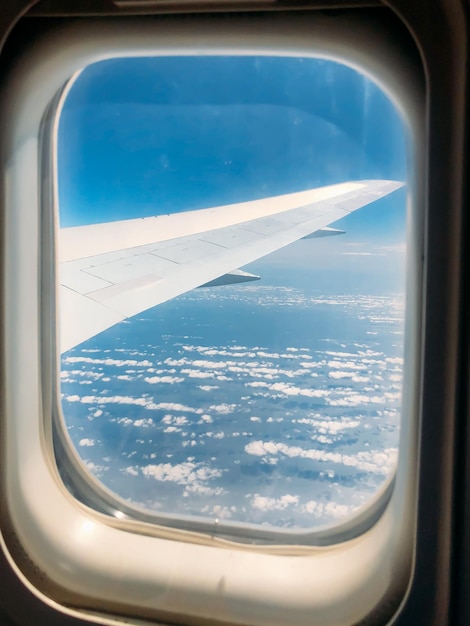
[57,56,407,533]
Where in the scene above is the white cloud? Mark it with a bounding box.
[245,381,268,389]
[328,371,355,379]
[83,460,108,475]
[65,394,162,410]
[328,371,370,383]
[181,369,215,379]
[294,417,361,433]
[163,426,181,433]
[326,393,386,407]
[64,394,80,402]
[114,417,133,426]
[164,357,189,367]
[256,351,280,359]
[153,402,203,414]
[79,438,95,447]
[245,381,329,398]
[301,500,355,519]
[183,484,226,497]
[251,493,299,511]
[208,403,236,414]
[270,382,330,398]
[191,359,233,369]
[63,356,152,367]
[62,369,105,380]
[122,466,138,476]
[198,414,213,424]
[328,360,367,371]
[144,375,184,384]
[200,504,236,519]
[316,435,333,444]
[141,461,225,496]
[161,415,188,425]
[245,440,398,474]
[134,418,154,427]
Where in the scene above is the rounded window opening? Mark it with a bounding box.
[55,56,408,538]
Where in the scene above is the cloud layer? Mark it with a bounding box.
[61,287,404,530]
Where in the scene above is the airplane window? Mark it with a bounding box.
[56,56,407,536]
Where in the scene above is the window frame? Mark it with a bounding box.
[0,4,458,624]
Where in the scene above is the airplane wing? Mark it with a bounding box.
[59,179,403,352]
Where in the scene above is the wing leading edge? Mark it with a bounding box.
[59,180,403,352]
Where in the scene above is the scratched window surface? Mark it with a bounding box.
[57,57,407,530]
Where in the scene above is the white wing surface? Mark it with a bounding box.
[59,180,403,352]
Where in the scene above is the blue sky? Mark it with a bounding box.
[58,56,407,246]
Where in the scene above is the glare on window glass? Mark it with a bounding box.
[57,56,407,532]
